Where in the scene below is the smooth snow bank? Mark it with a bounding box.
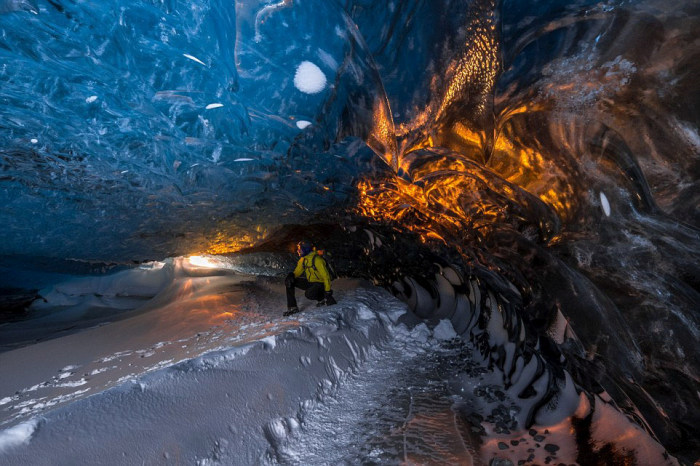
[32,260,172,307]
[0,289,415,464]
[0,254,294,351]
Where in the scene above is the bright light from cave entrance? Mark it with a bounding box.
[188,255,222,268]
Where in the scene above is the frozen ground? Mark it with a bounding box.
[0,255,674,465]
[0,256,471,465]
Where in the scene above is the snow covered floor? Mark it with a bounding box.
[0,256,479,465]
[0,255,675,465]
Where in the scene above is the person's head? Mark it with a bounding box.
[297,241,313,257]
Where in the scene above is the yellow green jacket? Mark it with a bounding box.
[293,251,332,292]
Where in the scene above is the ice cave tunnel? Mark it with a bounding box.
[0,0,699,465]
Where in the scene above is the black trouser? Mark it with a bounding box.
[286,273,324,308]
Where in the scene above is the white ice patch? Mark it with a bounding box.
[30,138,38,144]
[205,103,224,110]
[211,146,222,163]
[296,120,312,129]
[234,158,254,162]
[410,323,431,344]
[139,261,165,270]
[599,191,611,216]
[293,61,327,94]
[85,95,98,103]
[267,418,290,442]
[433,319,457,340]
[355,305,375,321]
[183,53,207,66]
[56,379,87,388]
[677,119,700,151]
[0,420,38,453]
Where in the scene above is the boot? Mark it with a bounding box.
[316,291,337,307]
[324,291,337,306]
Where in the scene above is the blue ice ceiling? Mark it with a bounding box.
[2,1,697,260]
[0,0,392,259]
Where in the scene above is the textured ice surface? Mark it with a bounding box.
[0,0,388,260]
[0,0,699,463]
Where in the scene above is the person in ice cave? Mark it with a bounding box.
[284,240,337,316]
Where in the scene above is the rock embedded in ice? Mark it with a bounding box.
[544,444,560,453]
[293,61,327,94]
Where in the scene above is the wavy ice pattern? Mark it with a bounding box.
[0,0,388,258]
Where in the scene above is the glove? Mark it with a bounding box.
[324,290,337,306]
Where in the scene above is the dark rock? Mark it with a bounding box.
[489,458,514,466]
[544,444,560,454]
